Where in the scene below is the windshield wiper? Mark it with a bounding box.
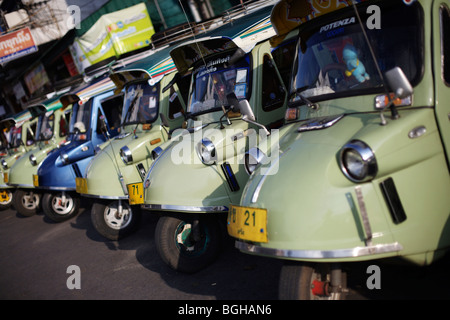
[186,105,228,119]
[290,87,319,110]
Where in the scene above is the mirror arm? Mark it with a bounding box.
[242,115,270,136]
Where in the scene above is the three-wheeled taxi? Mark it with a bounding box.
[76,47,189,240]
[228,0,450,299]
[0,111,38,210]
[7,95,72,217]
[141,3,297,273]
[35,75,123,222]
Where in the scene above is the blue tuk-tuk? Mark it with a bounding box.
[35,75,123,222]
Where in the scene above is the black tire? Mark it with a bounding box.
[13,189,41,217]
[0,189,13,211]
[279,261,347,300]
[155,215,222,274]
[90,200,141,240]
[42,192,81,222]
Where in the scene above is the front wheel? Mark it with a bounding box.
[42,192,81,222]
[13,189,41,217]
[279,262,347,300]
[155,216,222,274]
[0,189,13,210]
[91,200,141,240]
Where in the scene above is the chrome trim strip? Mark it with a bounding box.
[142,204,229,213]
[35,186,75,191]
[79,193,128,200]
[7,184,34,188]
[235,241,403,259]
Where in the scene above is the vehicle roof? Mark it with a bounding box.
[270,0,368,39]
[111,1,277,86]
[169,3,277,75]
[60,74,117,107]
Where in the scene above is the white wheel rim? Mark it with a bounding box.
[22,192,39,210]
[51,194,74,215]
[104,202,132,230]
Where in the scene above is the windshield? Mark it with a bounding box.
[189,52,251,121]
[36,112,55,141]
[70,99,92,141]
[122,82,159,126]
[290,1,422,106]
[9,126,22,148]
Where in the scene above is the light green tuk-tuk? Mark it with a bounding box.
[0,111,38,210]
[76,47,189,240]
[7,95,72,217]
[141,3,297,273]
[228,0,450,299]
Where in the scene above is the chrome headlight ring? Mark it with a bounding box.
[151,146,163,161]
[244,147,266,175]
[60,152,69,165]
[339,140,378,183]
[197,138,216,165]
[119,146,133,164]
[29,154,37,166]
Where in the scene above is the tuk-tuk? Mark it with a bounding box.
[0,112,38,210]
[76,47,189,241]
[140,3,296,273]
[7,95,72,217]
[228,0,450,299]
[34,76,123,222]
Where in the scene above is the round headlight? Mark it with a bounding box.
[61,153,69,165]
[119,146,133,164]
[197,138,216,165]
[244,147,266,175]
[151,146,163,161]
[339,140,377,183]
[1,159,8,169]
[29,154,37,166]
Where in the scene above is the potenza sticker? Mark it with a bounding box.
[320,17,356,33]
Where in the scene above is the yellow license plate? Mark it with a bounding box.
[127,182,144,205]
[227,205,268,243]
[75,177,88,194]
[33,174,39,187]
[3,172,8,183]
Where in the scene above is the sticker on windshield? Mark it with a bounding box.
[149,96,156,109]
[236,69,247,83]
[169,92,178,103]
[234,83,246,99]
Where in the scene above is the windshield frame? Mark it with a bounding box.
[122,79,160,127]
[288,1,425,108]
[35,111,55,142]
[187,50,253,118]
[68,98,93,141]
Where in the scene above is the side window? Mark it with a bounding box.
[100,94,124,131]
[27,122,37,145]
[261,54,286,112]
[175,73,191,104]
[59,111,70,137]
[441,5,450,86]
[168,86,184,120]
[271,40,297,88]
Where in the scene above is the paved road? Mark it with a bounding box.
[1,204,450,301]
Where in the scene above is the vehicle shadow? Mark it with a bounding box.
[134,219,283,300]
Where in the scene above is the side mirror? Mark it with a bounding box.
[239,99,256,122]
[384,67,413,98]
